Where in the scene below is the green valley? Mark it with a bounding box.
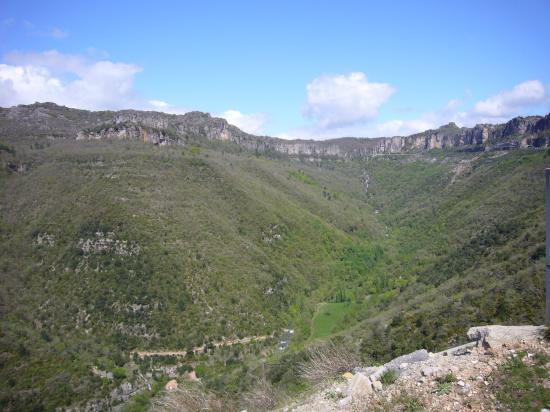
[0,104,549,411]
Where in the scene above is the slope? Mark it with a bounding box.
[0,137,382,410]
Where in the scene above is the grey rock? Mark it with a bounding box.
[372,380,383,392]
[337,396,352,407]
[109,381,138,403]
[467,325,545,348]
[361,366,382,377]
[456,382,471,395]
[72,399,110,412]
[384,349,429,370]
[421,366,444,378]
[348,372,372,399]
[369,366,388,381]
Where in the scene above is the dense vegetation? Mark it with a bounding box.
[0,134,548,410]
[492,350,550,411]
[354,149,547,362]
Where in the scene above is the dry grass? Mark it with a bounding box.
[297,341,360,383]
[242,376,286,411]
[151,384,230,412]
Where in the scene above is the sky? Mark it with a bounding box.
[0,0,549,139]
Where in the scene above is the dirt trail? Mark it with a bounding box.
[132,334,273,359]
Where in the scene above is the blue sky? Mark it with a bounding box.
[1,0,549,139]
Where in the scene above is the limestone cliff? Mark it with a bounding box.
[1,102,549,158]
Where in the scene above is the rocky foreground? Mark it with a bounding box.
[284,325,549,411]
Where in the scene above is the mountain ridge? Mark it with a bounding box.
[1,102,549,158]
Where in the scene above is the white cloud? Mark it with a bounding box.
[2,51,143,110]
[303,72,395,129]
[281,79,550,140]
[149,99,169,108]
[219,110,268,134]
[472,80,546,118]
[0,50,196,113]
[373,119,435,137]
[0,50,174,111]
[145,99,189,114]
[277,118,434,140]
[376,83,548,137]
[5,50,85,73]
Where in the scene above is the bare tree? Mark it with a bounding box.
[152,385,228,412]
[297,341,360,383]
[242,376,286,411]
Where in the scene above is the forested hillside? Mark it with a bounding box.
[0,115,548,410]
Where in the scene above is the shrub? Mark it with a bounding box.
[380,369,398,385]
[177,365,193,375]
[435,382,452,395]
[404,397,424,412]
[113,367,127,380]
[188,145,201,155]
[152,385,228,412]
[0,142,15,154]
[297,342,360,383]
[435,373,456,384]
[242,377,285,410]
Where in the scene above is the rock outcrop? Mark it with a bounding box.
[286,324,548,412]
[2,102,549,159]
[467,325,545,348]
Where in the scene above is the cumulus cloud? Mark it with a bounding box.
[0,50,160,110]
[281,79,549,140]
[431,81,549,127]
[5,50,85,72]
[219,110,268,134]
[377,81,548,137]
[303,72,395,129]
[472,80,546,118]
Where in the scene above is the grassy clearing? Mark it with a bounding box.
[310,302,363,339]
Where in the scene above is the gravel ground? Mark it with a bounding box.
[282,326,549,412]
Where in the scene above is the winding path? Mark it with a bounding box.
[131,333,274,359]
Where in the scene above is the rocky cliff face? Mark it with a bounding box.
[1,102,549,158]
